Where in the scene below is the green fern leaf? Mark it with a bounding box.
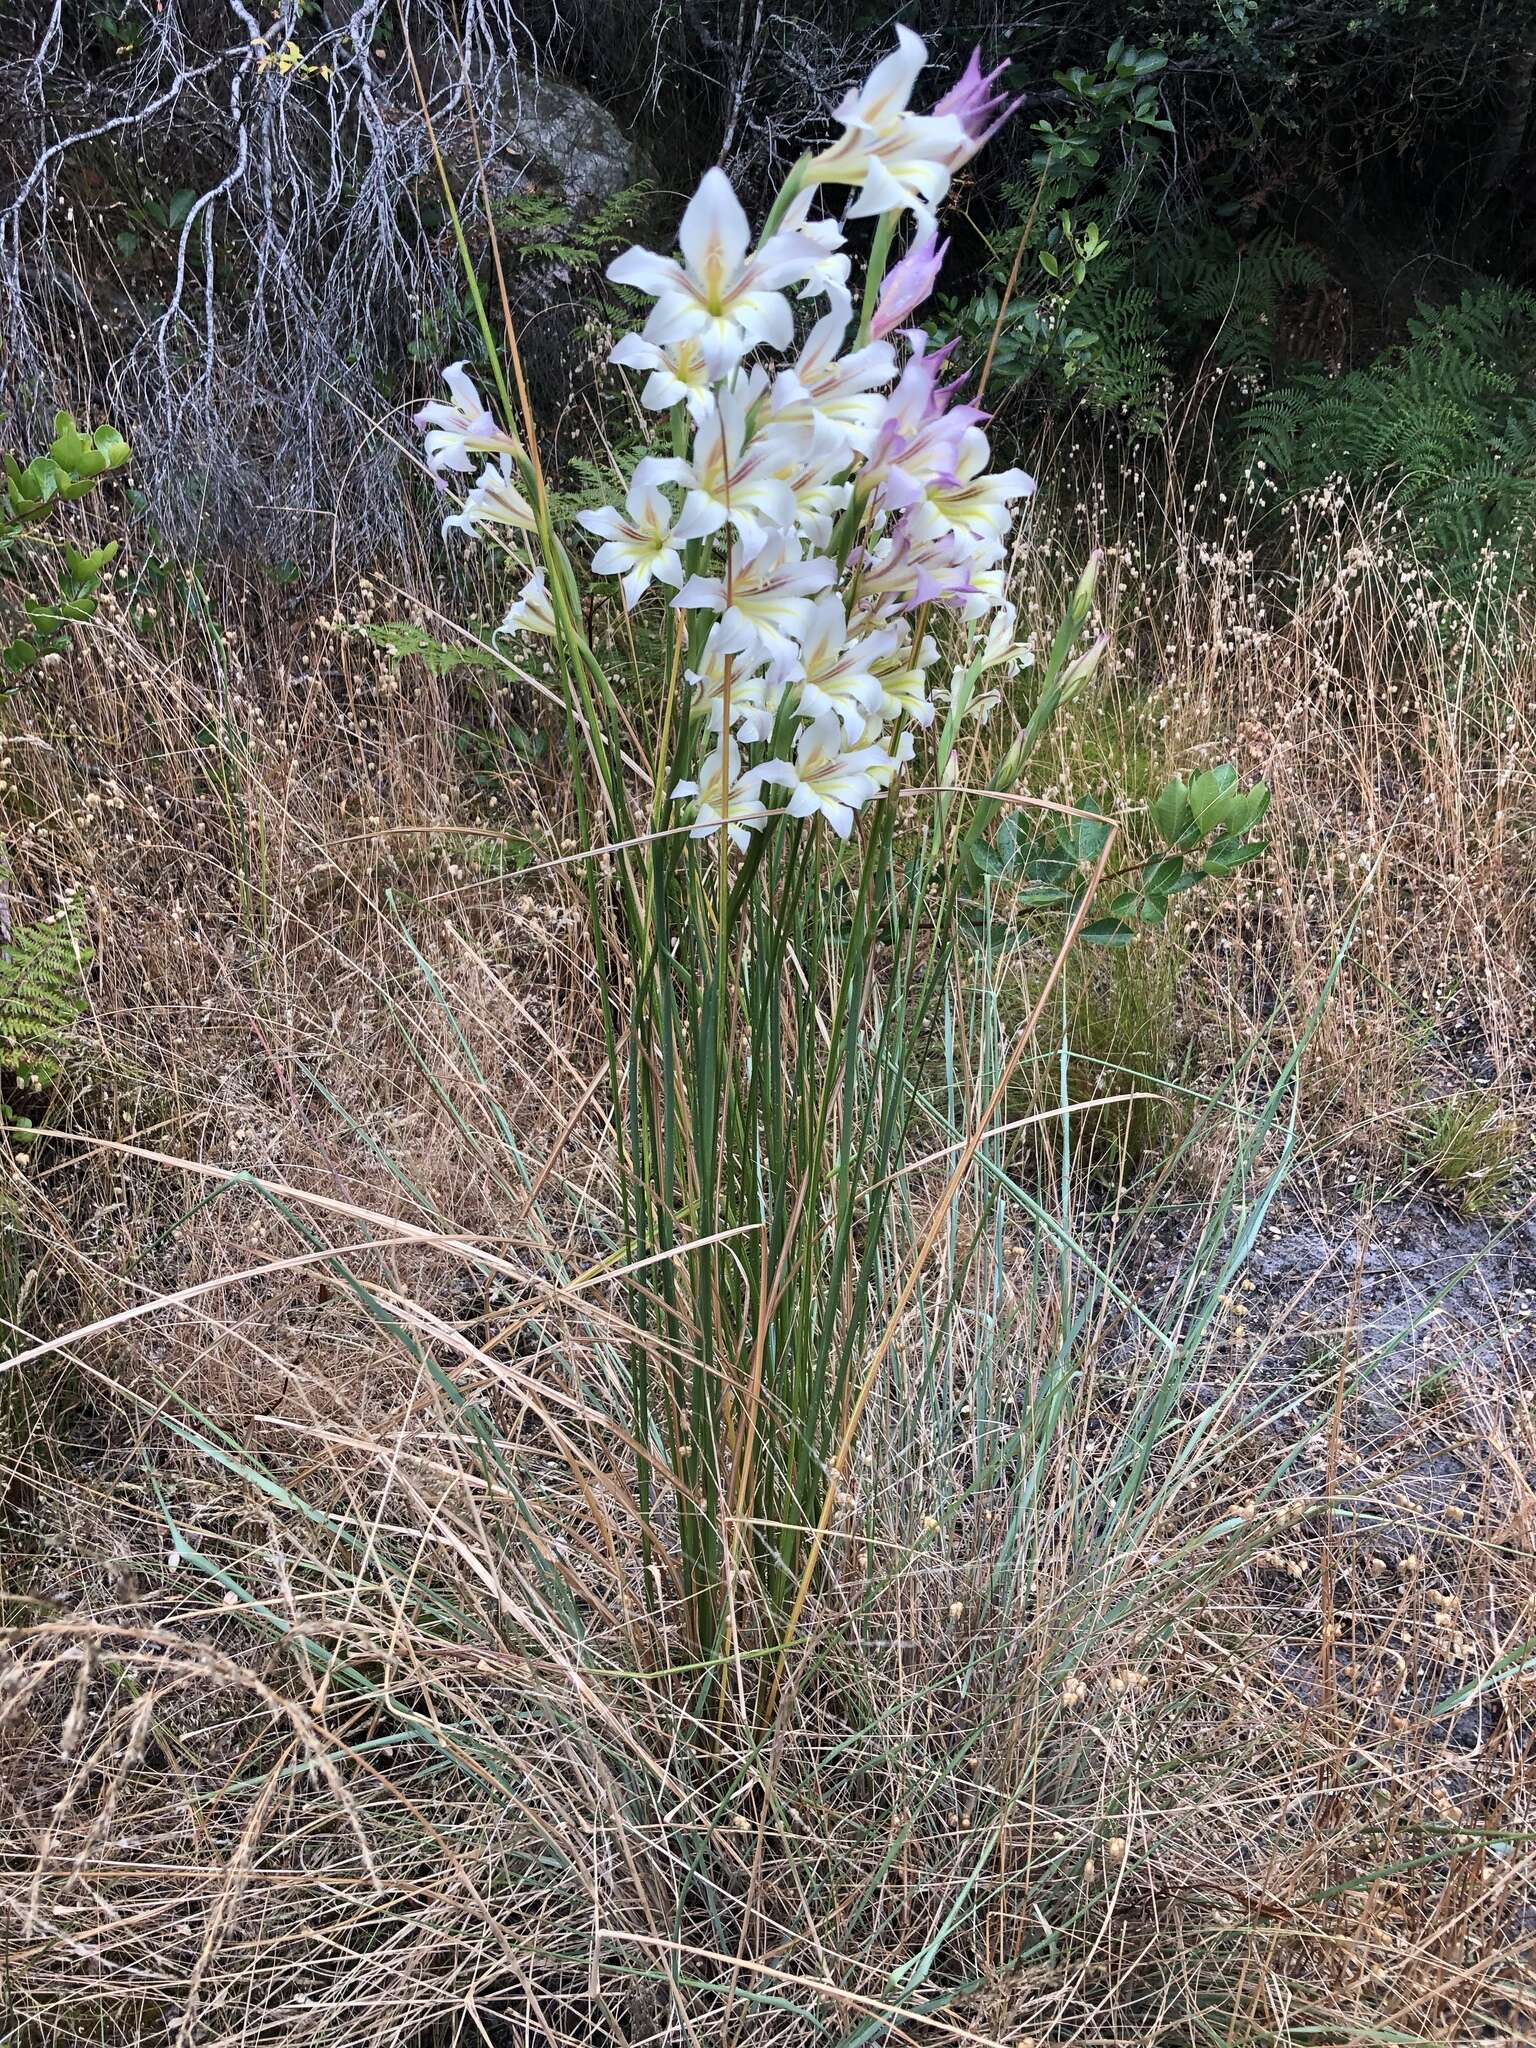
[0,905,91,1110]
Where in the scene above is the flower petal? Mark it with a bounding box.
[678,167,751,291]
[576,505,627,539]
[608,246,686,297]
[853,26,928,128]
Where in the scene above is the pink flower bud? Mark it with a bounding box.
[932,50,1023,168]
[871,232,949,340]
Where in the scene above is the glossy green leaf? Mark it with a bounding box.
[1150,777,1191,844]
[1189,764,1239,833]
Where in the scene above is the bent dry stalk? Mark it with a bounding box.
[417,27,1106,1658]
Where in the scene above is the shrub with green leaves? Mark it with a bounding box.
[975,764,1269,945]
[945,58,1536,605]
[1,412,129,675]
[942,44,1172,423]
[937,31,1536,606]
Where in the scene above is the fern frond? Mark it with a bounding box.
[1159,228,1330,376]
[0,906,91,1107]
[1234,286,1536,595]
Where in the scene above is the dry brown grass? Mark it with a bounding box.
[2,491,1534,2046]
[1016,475,1536,1168]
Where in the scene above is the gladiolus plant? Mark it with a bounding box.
[415,30,1261,1661]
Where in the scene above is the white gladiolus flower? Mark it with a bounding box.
[864,345,987,517]
[686,630,784,741]
[671,735,772,850]
[960,564,1008,620]
[757,711,890,839]
[441,457,537,541]
[944,608,1035,725]
[576,477,684,608]
[908,426,1035,552]
[809,28,968,228]
[854,521,982,614]
[496,568,558,640]
[784,594,901,742]
[608,331,717,421]
[760,440,853,550]
[638,393,798,550]
[414,44,1043,859]
[674,535,836,669]
[972,600,1036,676]
[781,187,852,300]
[608,167,817,377]
[766,294,897,460]
[869,625,939,727]
[703,671,789,745]
[414,362,520,478]
[860,718,917,790]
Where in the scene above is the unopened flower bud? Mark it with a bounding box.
[1059,634,1109,700]
[993,733,1027,792]
[1070,549,1102,625]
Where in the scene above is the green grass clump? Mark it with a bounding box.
[1000,941,1188,1184]
[1409,1087,1517,1214]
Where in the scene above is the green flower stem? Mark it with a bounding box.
[756,156,813,245]
[856,211,900,346]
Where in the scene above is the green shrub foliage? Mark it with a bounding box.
[1,414,130,675]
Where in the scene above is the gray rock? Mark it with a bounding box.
[439,73,651,219]
[496,76,651,216]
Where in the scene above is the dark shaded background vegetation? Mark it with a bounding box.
[2,0,1533,573]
